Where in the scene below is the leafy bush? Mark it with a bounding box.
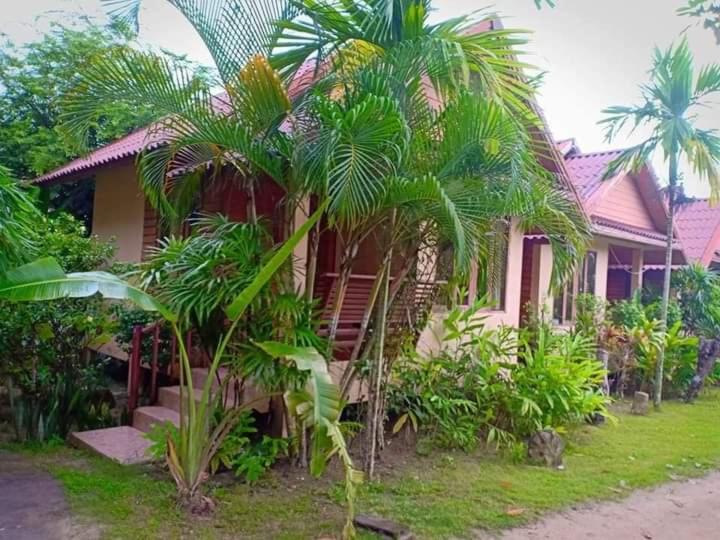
[0,213,117,441]
[147,410,288,484]
[387,303,610,452]
[673,264,720,335]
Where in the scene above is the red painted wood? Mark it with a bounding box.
[128,325,143,414]
[607,269,631,301]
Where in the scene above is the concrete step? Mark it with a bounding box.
[157,385,203,414]
[133,406,180,433]
[157,384,270,414]
[189,369,270,413]
[69,426,152,465]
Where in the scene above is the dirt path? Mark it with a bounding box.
[0,450,97,540]
[489,472,720,540]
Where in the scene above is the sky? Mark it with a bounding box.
[3,0,719,196]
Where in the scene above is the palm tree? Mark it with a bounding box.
[601,38,720,408]
[66,0,591,477]
[0,166,39,273]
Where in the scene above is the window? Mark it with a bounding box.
[477,221,510,310]
[553,251,597,325]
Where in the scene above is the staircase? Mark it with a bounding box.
[70,368,268,465]
[315,271,443,362]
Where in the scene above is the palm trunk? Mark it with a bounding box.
[365,211,395,479]
[305,222,320,303]
[246,180,258,225]
[654,148,678,409]
[340,251,416,398]
[327,238,359,349]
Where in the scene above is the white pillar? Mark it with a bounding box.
[530,243,554,322]
[292,197,310,293]
[631,249,644,294]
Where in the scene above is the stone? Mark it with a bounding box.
[527,429,565,468]
[631,391,650,415]
[354,514,414,539]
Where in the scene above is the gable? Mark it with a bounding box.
[592,174,659,233]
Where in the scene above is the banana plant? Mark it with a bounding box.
[0,202,359,531]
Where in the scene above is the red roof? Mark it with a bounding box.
[34,70,313,185]
[555,138,577,157]
[559,143,678,249]
[675,199,720,264]
[563,149,624,203]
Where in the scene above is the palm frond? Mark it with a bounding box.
[684,128,720,202]
[104,0,298,85]
[61,46,211,150]
[0,167,39,274]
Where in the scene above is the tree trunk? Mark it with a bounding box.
[685,338,720,402]
[246,180,258,225]
[305,221,320,303]
[341,261,386,389]
[340,251,417,398]
[365,211,395,479]
[327,238,359,349]
[654,148,678,409]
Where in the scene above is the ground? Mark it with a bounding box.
[0,451,96,539]
[3,391,720,539]
[491,472,720,540]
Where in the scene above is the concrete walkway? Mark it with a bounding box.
[491,472,720,540]
[0,451,91,540]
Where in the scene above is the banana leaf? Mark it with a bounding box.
[0,257,176,321]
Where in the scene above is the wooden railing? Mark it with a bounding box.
[127,322,193,415]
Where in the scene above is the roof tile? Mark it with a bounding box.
[675,199,720,263]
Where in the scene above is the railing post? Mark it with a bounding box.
[169,332,177,378]
[128,324,143,415]
[150,324,160,404]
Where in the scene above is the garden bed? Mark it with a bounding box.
[6,390,720,539]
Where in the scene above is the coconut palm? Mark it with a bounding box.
[601,38,720,407]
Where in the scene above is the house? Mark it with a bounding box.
[519,138,686,325]
[675,198,720,271]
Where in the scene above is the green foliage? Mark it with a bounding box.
[387,303,610,452]
[574,293,607,342]
[0,21,154,179]
[0,166,40,273]
[233,436,290,484]
[679,1,720,44]
[0,204,355,527]
[609,292,680,330]
[602,37,720,405]
[145,420,180,461]
[139,214,270,354]
[604,290,699,398]
[673,263,720,335]
[0,213,118,441]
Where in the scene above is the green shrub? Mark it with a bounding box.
[387,303,610,452]
[147,410,288,484]
[0,213,117,441]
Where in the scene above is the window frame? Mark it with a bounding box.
[552,250,598,325]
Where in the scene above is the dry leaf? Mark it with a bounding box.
[505,507,525,517]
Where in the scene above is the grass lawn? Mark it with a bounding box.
[11,390,720,539]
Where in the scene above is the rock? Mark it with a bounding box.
[527,429,565,468]
[354,514,414,539]
[631,391,650,415]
